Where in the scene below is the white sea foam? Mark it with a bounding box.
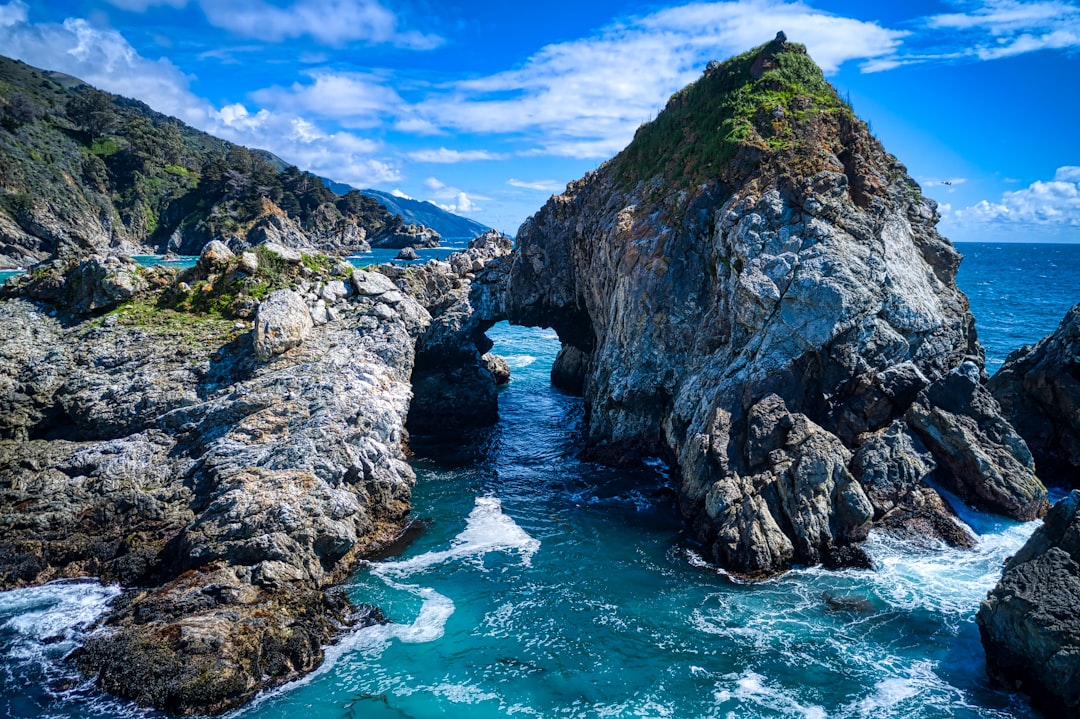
[503,354,538,369]
[373,496,540,577]
[714,671,827,718]
[0,579,120,663]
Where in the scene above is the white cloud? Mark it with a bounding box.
[507,178,565,192]
[251,70,403,126]
[407,148,507,163]
[104,0,188,10]
[952,167,1080,226]
[390,189,414,199]
[211,103,398,185]
[876,1,1080,69]
[0,3,210,127]
[423,177,487,215]
[197,0,440,48]
[412,0,904,158]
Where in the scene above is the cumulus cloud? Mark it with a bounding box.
[408,148,507,163]
[953,167,1080,226]
[0,1,209,125]
[507,178,566,192]
[251,70,403,126]
[411,0,904,158]
[423,177,487,215]
[211,103,399,185]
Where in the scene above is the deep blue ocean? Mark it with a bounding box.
[1,242,1078,719]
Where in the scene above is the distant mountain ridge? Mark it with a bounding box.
[320,178,491,242]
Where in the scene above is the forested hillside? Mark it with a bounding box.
[0,56,429,267]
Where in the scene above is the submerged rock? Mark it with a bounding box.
[978,490,1080,716]
[504,35,1044,575]
[989,302,1080,487]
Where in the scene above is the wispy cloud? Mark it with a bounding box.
[952,167,1080,225]
[105,0,442,48]
[507,178,566,192]
[868,0,1080,70]
[410,0,904,158]
[408,148,507,163]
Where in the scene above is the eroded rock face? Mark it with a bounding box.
[388,230,515,433]
[0,255,433,714]
[989,302,1080,487]
[505,40,1045,575]
[978,490,1080,717]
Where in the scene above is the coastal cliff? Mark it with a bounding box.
[0,235,506,714]
[506,34,1046,576]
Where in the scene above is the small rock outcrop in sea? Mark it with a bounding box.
[396,246,420,261]
[978,490,1080,716]
[505,35,1046,576]
[0,235,506,714]
[369,223,441,250]
[989,302,1080,487]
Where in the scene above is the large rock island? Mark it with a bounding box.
[503,34,1046,576]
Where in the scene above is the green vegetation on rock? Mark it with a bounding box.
[610,34,851,194]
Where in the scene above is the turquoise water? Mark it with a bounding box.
[3,243,1079,718]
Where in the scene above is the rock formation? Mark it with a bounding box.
[386,229,515,433]
[989,302,1080,487]
[505,34,1045,576]
[0,234,505,714]
[978,490,1080,716]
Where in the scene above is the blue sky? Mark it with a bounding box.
[1,0,1078,241]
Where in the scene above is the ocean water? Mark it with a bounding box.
[1,242,1078,719]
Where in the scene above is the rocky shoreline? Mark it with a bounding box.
[0,233,510,714]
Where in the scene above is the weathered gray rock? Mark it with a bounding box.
[978,490,1080,716]
[253,289,313,360]
[197,240,235,272]
[3,255,151,314]
[504,38,1044,575]
[990,302,1080,486]
[0,249,439,715]
[395,246,419,261]
[483,353,511,385]
[370,223,440,250]
[391,232,515,433]
[906,365,1047,521]
[850,420,973,547]
[260,241,303,264]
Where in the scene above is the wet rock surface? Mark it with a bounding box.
[978,490,1080,717]
[989,302,1080,487]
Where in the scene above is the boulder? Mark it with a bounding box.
[395,246,419,261]
[253,289,313,360]
[905,364,1047,521]
[978,490,1080,716]
[989,302,1080,487]
[483,353,511,385]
